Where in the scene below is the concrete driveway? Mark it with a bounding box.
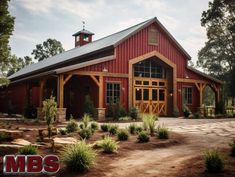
[111,118,235,139]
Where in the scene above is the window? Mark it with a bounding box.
[148,28,159,45]
[183,87,192,104]
[134,59,165,79]
[106,82,120,104]
[83,34,89,42]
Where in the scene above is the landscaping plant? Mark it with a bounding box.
[137,131,150,143]
[96,136,118,153]
[42,96,57,138]
[128,123,137,135]
[157,127,169,139]
[229,139,235,156]
[204,149,224,173]
[100,124,110,132]
[0,132,11,142]
[109,125,119,135]
[91,122,99,131]
[66,119,78,133]
[117,129,129,141]
[136,126,143,133]
[79,128,92,139]
[19,144,38,155]
[60,141,96,172]
[83,95,95,117]
[82,114,91,128]
[142,114,158,136]
[130,107,139,120]
[59,128,67,135]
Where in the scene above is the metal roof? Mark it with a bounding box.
[9,17,192,80]
[72,29,94,36]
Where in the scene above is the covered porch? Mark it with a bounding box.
[37,71,105,122]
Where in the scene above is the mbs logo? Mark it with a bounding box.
[3,155,60,175]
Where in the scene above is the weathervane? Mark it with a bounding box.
[82,21,85,30]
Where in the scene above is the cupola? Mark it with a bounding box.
[72,26,94,47]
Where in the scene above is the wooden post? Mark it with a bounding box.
[99,76,103,108]
[195,82,206,107]
[39,79,45,107]
[59,74,64,108]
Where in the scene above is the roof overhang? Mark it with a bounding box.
[187,66,223,84]
[9,54,115,84]
[55,55,115,74]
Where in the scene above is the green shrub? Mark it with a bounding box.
[79,128,92,139]
[96,136,118,153]
[19,145,38,155]
[183,105,191,118]
[59,128,67,135]
[42,96,57,138]
[100,124,110,132]
[157,127,169,139]
[204,149,224,173]
[137,131,149,143]
[109,125,119,135]
[84,95,95,117]
[0,132,11,142]
[117,104,127,118]
[106,100,127,120]
[142,114,157,136]
[82,114,91,128]
[106,100,114,118]
[130,107,138,120]
[117,129,129,141]
[193,112,200,119]
[136,126,143,133]
[128,123,137,135]
[80,123,84,129]
[66,119,78,133]
[229,140,235,156]
[60,141,96,172]
[91,122,98,131]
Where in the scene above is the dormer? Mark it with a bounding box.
[72,29,94,47]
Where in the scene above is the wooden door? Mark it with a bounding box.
[133,78,167,115]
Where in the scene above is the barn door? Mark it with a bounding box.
[133,78,167,115]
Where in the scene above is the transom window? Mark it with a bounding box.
[106,82,120,104]
[183,87,192,105]
[134,59,165,79]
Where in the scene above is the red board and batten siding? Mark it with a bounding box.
[79,23,188,77]
[0,83,27,114]
[79,22,191,111]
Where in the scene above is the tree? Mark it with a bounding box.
[7,55,33,76]
[32,38,64,61]
[197,0,235,98]
[0,0,15,84]
[42,96,57,138]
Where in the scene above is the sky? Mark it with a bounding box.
[9,0,210,64]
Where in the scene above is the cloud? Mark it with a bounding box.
[14,0,53,14]
[10,0,210,63]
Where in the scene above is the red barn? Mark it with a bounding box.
[0,17,222,120]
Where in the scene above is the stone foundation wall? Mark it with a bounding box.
[97,108,106,121]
